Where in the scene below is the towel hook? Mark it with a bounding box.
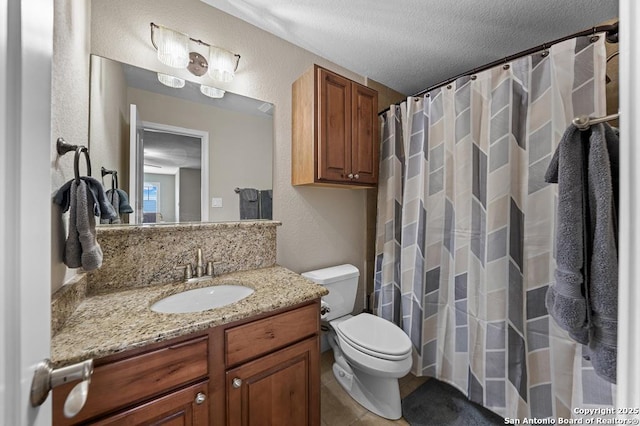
[101,167,119,189]
[56,137,78,156]
[74,146,92,183]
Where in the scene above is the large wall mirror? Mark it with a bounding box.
[89,55,274,225]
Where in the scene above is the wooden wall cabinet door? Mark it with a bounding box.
[350,82,378,185]
[226,337,320,426]
[293,65,378,187]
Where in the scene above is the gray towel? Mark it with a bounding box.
[101,189,122,224]
[238,188,259,219]
[259,189,273,219]
[64,180,103,271]
[545,123,618,383]
[54,176,117,221]
[115,188,134,214]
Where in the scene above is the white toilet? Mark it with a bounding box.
[302,264,412,420]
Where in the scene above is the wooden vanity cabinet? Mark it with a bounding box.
[224,302,320,426]
[53,300,321,426]
[53,334,210,425]
[90,381,209,425]
[292,64,379,187]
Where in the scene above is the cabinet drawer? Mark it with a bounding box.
[53,335,208,425]
[90,381,209,425]
[225,303,319,366]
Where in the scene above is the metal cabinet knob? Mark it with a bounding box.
[232,378,242,388]
[354,174,360,179]
[347,173,354,179]
[195,392,206,405]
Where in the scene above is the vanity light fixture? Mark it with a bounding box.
[154,25,190,68]
[200,85,225,99]
[150,22,241,82]
[157,73,185,88]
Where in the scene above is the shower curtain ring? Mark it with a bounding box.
[541,44,549,57]
[590,27,599,43]
[502,59,510,70]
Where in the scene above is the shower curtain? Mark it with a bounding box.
[374,35,615,419]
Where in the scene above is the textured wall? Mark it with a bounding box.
[51,0,91,292]
[90,0,373,312]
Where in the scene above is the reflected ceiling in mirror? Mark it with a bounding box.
[89,55,274,226]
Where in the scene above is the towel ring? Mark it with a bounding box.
[111,172,119,190]
[74,146,91,183]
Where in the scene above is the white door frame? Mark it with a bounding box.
[141,121,210,222]
[1,0,53,424]
[616,0,640,411]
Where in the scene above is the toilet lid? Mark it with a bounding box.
[335,313,412,360]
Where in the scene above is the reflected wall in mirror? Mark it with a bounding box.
[89,55,274,225]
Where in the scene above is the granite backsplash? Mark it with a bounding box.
[86,221,280,295]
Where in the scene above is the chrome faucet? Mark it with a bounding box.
[175,249,217,281]
[195,248,204,278]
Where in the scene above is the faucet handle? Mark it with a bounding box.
[206,258,224,276]
[175,264,193,280]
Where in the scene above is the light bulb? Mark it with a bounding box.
[157,73,185,88]
[200,85,225,98]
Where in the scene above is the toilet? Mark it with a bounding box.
[302,264,412,420]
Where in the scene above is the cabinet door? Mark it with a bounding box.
[351,82,378,184]
[317,68,352,182]
[90,381,209,426]
[227,337,320,426]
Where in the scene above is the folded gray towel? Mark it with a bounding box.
[101,189,122,225]
[115,188,133,214]
[54,176,117,221]
[64,180,103,271]
[259,189,272,219]
[545,122,618,384]
[64,181,82,268]
[544,125,590,343]
[239,188,259,219]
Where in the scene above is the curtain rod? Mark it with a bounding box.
[379,22,619,116]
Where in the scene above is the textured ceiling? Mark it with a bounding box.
[201,0,618,95]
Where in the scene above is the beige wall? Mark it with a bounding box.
[89,56,130,193]
[90,0,376,312]
[127,87,273,222]
[179,168,201,221]
[51,0,91,292]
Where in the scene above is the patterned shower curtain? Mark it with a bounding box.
[374,35,615,420]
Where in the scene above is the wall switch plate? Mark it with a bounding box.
[211,197,223,208]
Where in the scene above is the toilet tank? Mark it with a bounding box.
[301,264,359,321]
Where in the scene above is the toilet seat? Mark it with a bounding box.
[333,313,412,361]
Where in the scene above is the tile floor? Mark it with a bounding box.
[320,350,428,425]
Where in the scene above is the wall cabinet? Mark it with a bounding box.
[292,65,379,187]
[53,301,320,426]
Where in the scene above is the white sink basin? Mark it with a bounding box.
[151,285,254,314]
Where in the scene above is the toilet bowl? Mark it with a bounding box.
[301,265,413,420]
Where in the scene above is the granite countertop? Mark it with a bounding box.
[51,266,328,367]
